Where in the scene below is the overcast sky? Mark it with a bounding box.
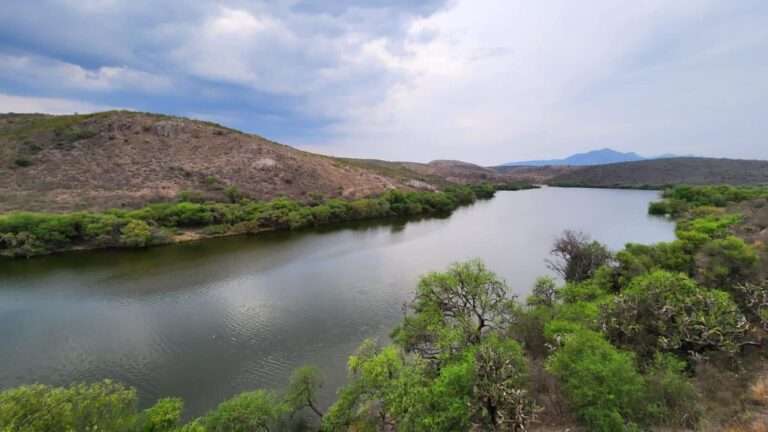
[1,0,766,165]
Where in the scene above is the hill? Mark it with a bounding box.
[0,112,507,212]
[549,157,768,187]
[503,148,646,166]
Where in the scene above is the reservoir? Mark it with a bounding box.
[0,187,675,417]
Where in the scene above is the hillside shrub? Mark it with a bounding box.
[546,329,645,432]
[601,271,748,358]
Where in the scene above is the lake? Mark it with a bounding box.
[0,187,675,418]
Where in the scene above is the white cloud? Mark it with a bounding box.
[0,93,121,114]
[303,0,768,164]
[2,0,766,163]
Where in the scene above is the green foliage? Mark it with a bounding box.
[0,380,138,432]
[662,185,768,208]
[643,354,700,429]
[121,220,153,247]
[0,232,44,258]
[0,184,501,258]
[546,329,645,432]
[616,241,693,285]
[394,259,511,357]
[527,276,556,307]
[697,236,758,288]
[204,390,287,432]
[601,271,748,358]
[285,366,324,416]
[141,398,183,432]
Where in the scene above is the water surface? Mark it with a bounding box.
[0,188,674,416]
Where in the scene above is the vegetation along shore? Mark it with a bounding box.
[0,183,537,258]
[2,184,767,431]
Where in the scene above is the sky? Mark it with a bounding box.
[0,0,766,165]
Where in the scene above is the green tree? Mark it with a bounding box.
[527,276,557,307]
[601,271,748,358]
[394,259,513,357]
[141,398,183,432]
[285,366,324,417]
[546,329,645,432]
[205,390,287,432]
[0,380,137,432]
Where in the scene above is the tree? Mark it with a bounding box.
[548,230,613,283]
[0,380,137,432]
[394,259,513,357]
[285,366,324,418]
[205,390,287,432]
[601,271,748,358]
[141,397,183,432]
[322,340,413,431]
[527,276,557,307]
[546,329,646,432]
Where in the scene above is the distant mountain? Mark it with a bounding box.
[503,148,647,166]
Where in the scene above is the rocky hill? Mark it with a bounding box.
[0,111,508,212]
[549,157,768,187]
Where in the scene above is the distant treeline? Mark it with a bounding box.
[0,183,533,258]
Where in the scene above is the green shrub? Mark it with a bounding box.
[120,220,153,247]
[696,236,758,288]
[141,397,183,432]
[205,390,287,432]
[546,329,645,431]
[616,241,693,285]
[601,271,748,358]
[0,380,137,432]
[643,353,700,429]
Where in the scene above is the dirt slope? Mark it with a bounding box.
[549,157,768,187]
[0,111,430,212]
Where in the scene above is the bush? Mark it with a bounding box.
[120,220,153,247]
[696,236,758,288]
[141,397,183,432]
[0,380,137,432]
[616,241,693,285]
[546,329,645,431]
[644,353,700,429]
[601,271,748,358]
[205,390,287,432]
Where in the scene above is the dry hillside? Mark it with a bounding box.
[0,111,486,212]
[549,157,768,187]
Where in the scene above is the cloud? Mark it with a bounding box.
[1,0,766,164]
[0,54,172,93]
[309,0,768,163]
[0,93,122,114]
